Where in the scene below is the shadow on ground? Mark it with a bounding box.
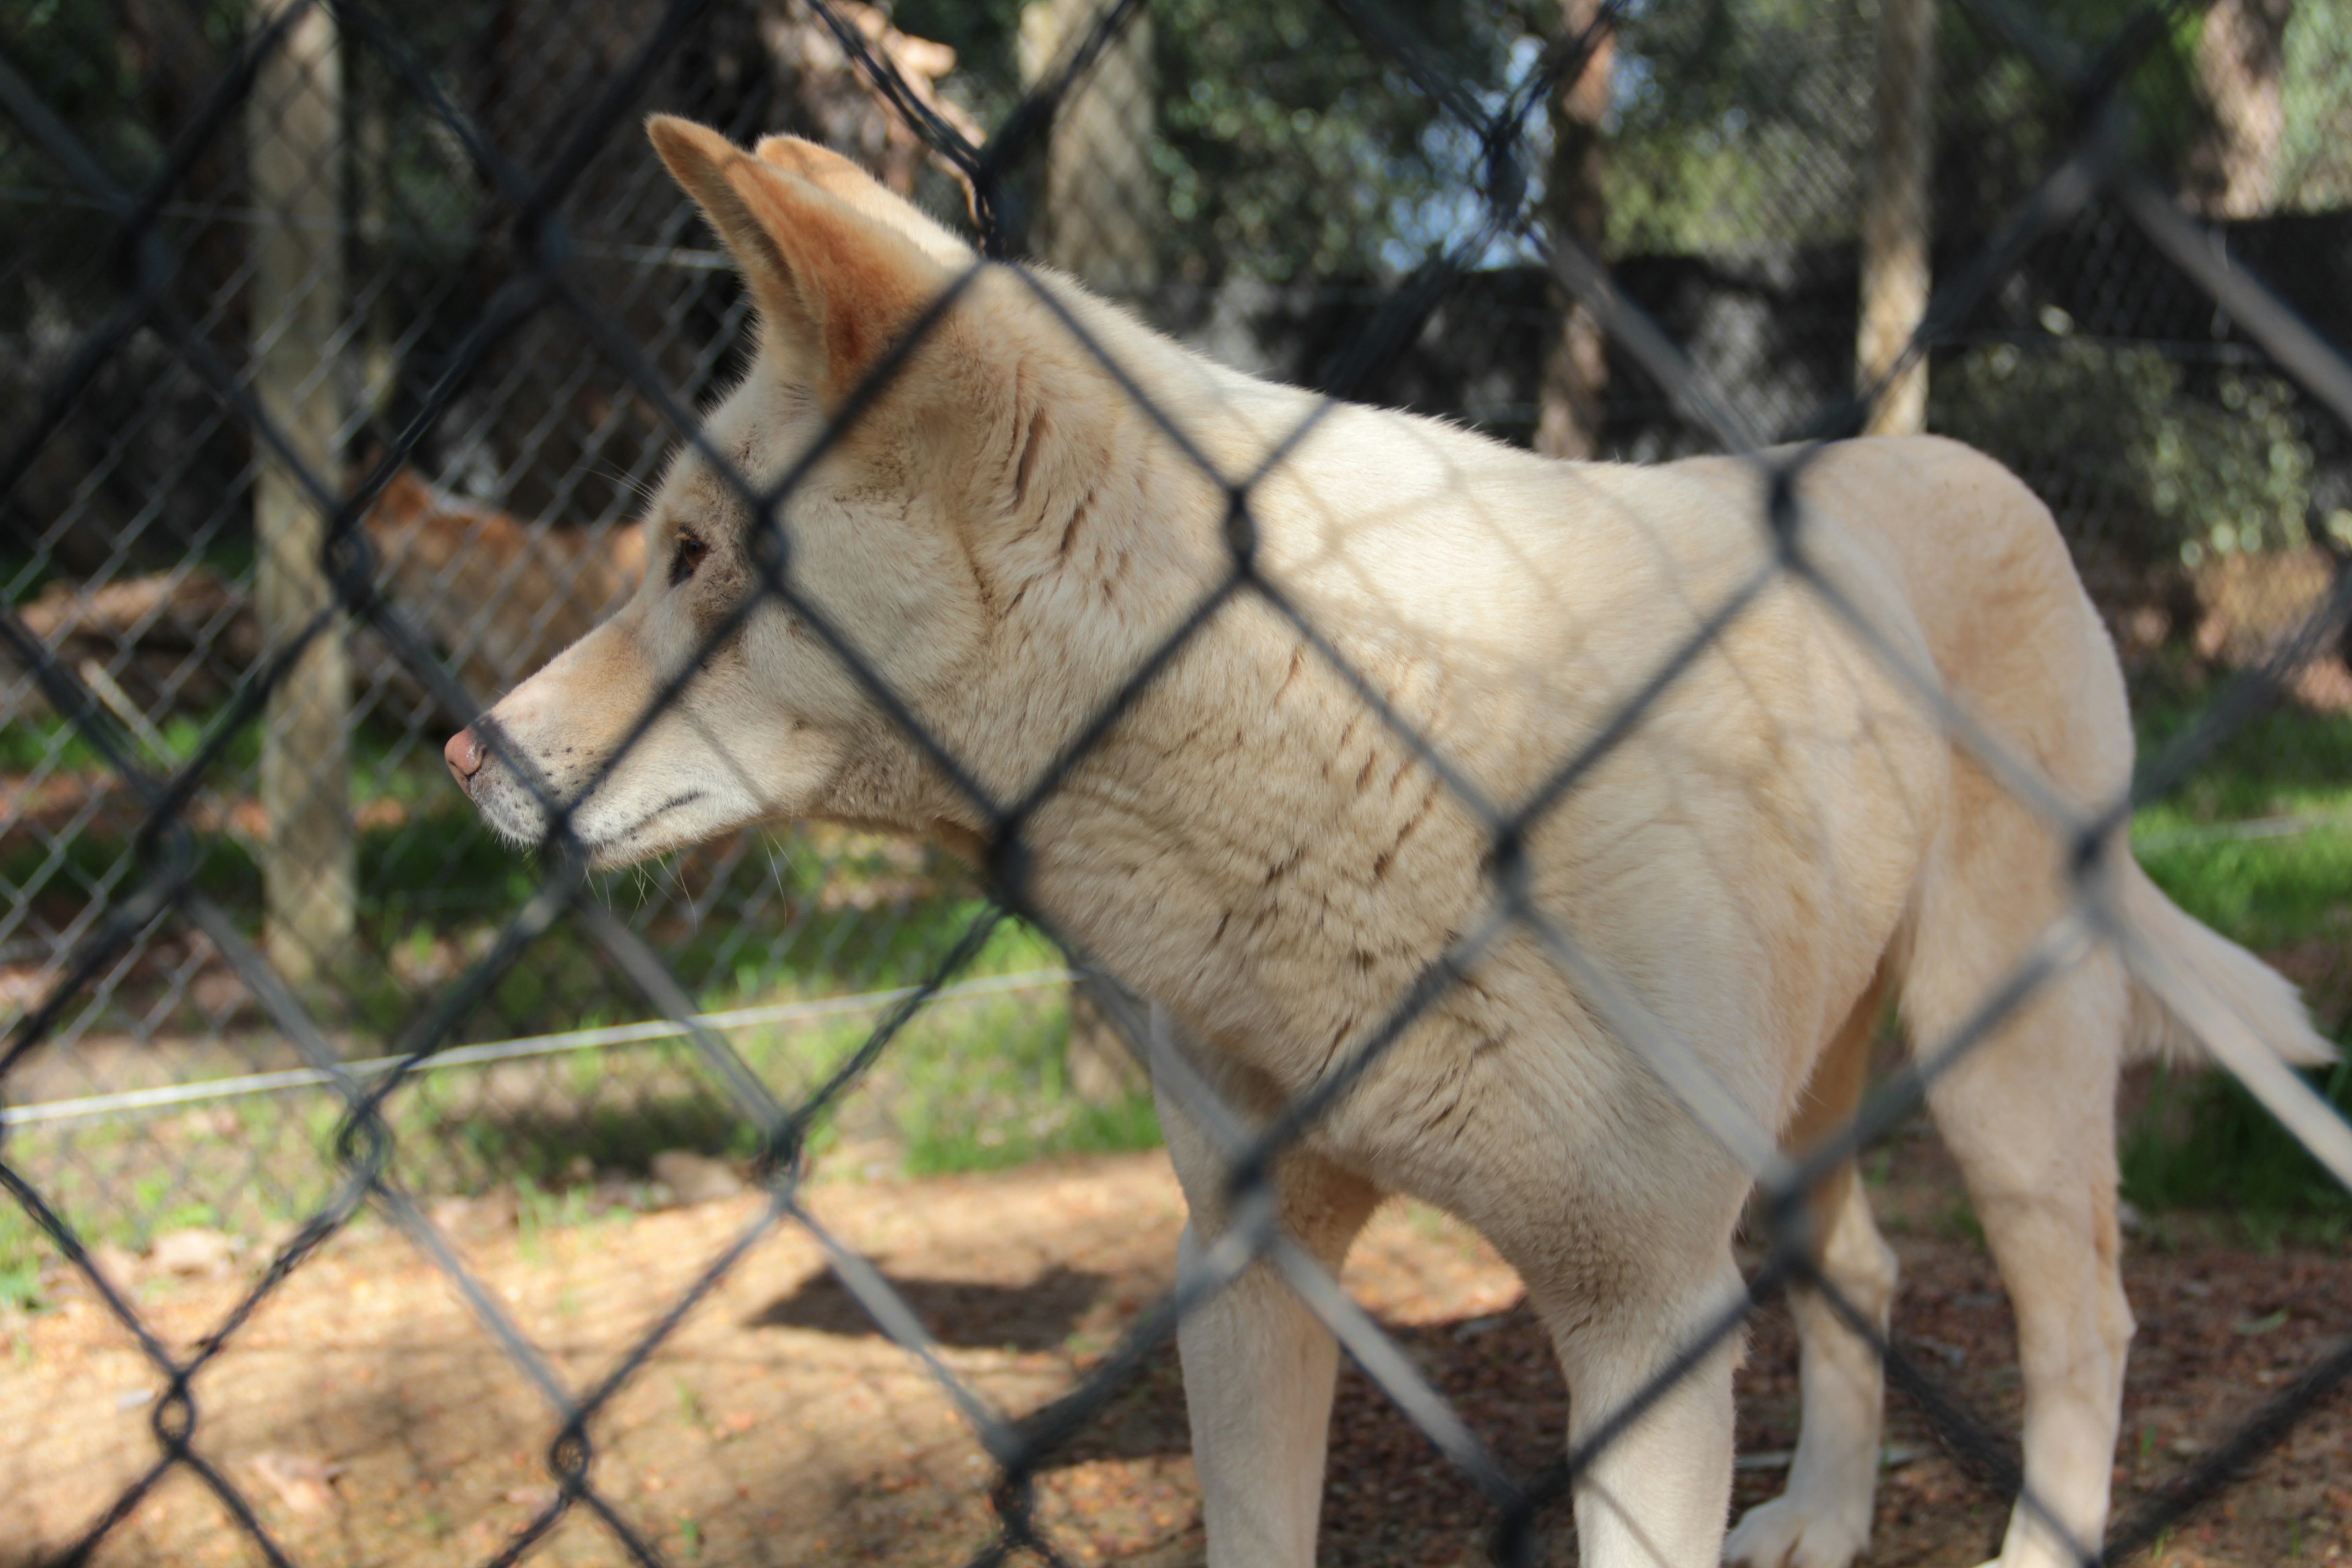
[751,1264,1112,1351]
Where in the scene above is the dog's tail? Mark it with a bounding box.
[2121,858,2337,1067]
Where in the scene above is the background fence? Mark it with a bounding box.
[4,0,2352,1564]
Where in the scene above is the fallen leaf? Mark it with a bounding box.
[431,1191,519,1233]
[151,1229,236,1277]
[2231,1308,2287,1337]
[84,1243,143,1288]
[249,1451,344,1515]
[650,1151,744,1206]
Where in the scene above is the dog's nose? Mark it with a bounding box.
[444,726,486,792]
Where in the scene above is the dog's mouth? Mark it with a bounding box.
[467,767,709,869]
[581,789,709,866]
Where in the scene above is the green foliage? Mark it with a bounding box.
[0,0,241,178]
[1148,0,1537,281]
[2277,0,2352,209]
[899,0,1542,282]
[2008,0,2207,162]
[1606,0,1876,254]
[1604,0,2214,258]
[1928,0,2214,247]
[1932,339,2315,568]
[0,1259,44,1314]
[895,0,2214,282]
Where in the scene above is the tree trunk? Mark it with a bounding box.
[250,0,355,992]
[1536,0,1616,461]
[2187,0,2292,218]
[1856,0,1936,437]
[1019,0,1158,300]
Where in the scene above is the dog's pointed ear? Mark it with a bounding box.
[647,115,955,404]
[750,134,975,267]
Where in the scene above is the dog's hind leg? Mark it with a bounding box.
[1725,968,1896,1568]
[1159,1074,1383,1568]
[1903,779,2133,1568]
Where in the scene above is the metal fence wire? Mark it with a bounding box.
[4,0,2352,1564]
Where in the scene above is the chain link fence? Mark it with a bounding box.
[3,0,2351,1563]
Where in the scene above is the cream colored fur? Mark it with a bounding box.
[450,120,2338,1568]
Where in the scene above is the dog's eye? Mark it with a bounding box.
[668,532,708,587]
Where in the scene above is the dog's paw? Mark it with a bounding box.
[1722,1493,1870,1568]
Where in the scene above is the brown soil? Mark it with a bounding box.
[2,1142,2345,1568]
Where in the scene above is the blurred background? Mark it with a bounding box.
[4,0,2351,1311]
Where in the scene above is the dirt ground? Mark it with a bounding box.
[2,1132,2346,1568]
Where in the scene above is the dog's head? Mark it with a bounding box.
[447,119,1222,867]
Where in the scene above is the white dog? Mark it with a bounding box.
[444,119,2335,1568]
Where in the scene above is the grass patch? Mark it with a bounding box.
[0,925,1162,1276]
[2132,699,2352,949]
[2134,692,2352,819]
[903,1093,1162,1177]
[0,1259,43,1313]
[2125,699,2352,1225]
[2132,821,2352,952]
[2121,1063,2352,1245]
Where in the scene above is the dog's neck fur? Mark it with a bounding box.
[786,279,1508,1074]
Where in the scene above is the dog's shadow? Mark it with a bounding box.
[748,1262,1192,1464]
[748,1263,1111,1353]
[747,1272,1577,1483]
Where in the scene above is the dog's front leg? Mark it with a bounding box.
[1159,1079,1381,1568]
[1545,1257,1748,1568]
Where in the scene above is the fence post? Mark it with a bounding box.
[1018,0,1158,300]
[249,0,355,992]
[1856,0,1936,435]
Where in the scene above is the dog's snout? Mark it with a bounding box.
[444,726,486,792]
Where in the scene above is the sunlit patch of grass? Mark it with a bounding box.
[903,1095,1164,1177]
[2133,815,2352,954]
